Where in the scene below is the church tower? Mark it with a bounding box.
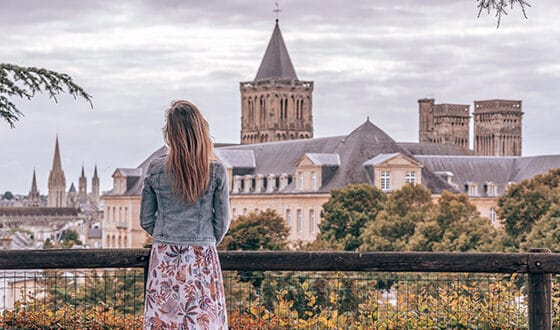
[240,19,314,144]
[27,169,41,207]
[47,137,67,207]
[418,98,470,149]
[79,165,87,200]
[91,164,100,206]
[474,99,523,156]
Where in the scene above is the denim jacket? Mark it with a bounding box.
[140,156,231,246]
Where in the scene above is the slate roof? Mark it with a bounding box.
[305,153,341,166]
[399,142,473,156]
[216,119,448,192]
[0,207,79,217]
[415,155,560,196]
[121,121,560,198]
[362,153,401,166]
[214,149,256,169]
[88,227,102,239]
[254,21,298,81]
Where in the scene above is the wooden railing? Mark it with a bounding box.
[0,248,556,330]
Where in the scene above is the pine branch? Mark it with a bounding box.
[477,0,531,28]
[0,63,93,128]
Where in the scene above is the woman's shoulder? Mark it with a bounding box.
[147,155,166,174]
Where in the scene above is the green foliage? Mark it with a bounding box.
[361,184,432,251]
[43,269,144,315]
[222,209,289,251]
[227,273,529,329]
[60,229,83,248]
[0,63,92,127]
[522,202,560,252]
[2,191,14,200]
[498,168,560,248]
[409,191,499,252]
[319,184,387,251]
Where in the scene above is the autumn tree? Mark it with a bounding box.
[318,184,387,251]
[1,63,92,127]
[498,168,560,247]
[409,191,499,252]
[521,201,560,252]
[360,184,433,251]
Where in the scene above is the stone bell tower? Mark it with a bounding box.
[240,20,314,144]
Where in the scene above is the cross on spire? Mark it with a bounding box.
[273,1,282,22]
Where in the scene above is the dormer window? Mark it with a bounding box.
[405,171,416,185]
[466,182,478,196]
[381,171,391,192]
[486,182,498,196]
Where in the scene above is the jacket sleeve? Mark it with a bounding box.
[213,163,231,245]
[140,166,157,236]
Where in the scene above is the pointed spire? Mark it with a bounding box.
[28,168,41,207]
[254,21,298,81]
[31,168,38,194]
[69,182,76,193]
[52,135,62,172]
[81,164,85,178]
[93,164,98,178]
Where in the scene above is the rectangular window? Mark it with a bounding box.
[286,209,292,228]
[311,171,317,191]
[405,171,416,184]
[309,209,316,233]
[469,184,478,196]
[298,172,304,191]
[381,171,391,191]
[490,208,497,225]
[297,209,302,233]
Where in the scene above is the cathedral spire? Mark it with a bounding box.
[48,136,67,207]
[79,164,87,199]
[254,20,298,81]
[91,164,100,206]
[52,135,63,173]
[28,168,40,207]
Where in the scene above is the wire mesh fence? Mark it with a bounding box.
[1,269,558,329]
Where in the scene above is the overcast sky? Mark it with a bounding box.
[1,0,558,195]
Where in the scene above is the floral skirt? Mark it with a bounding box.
[143,243,228,330]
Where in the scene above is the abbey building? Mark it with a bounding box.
[103,19,560,248]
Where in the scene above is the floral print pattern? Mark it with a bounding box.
[144,244,227,330]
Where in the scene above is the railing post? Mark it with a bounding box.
[528,248,552,330]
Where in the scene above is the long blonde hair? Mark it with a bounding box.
[163,100,213,203]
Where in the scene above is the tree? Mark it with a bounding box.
[498,169,560,247]
[1,63,92,127]
[60,229,83,248]
[360,184,433,251]
[408,191,499,252]
[319,184,387,251]
[2,191,14,200]
[522,201,560,252]
[477,0,531,27]
[222,209,289,251]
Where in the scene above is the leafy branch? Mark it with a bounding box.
[477,0,531,28]
[0,63,93,128]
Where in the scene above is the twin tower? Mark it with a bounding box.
[419,98,523,156]
[240,20,523,156]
